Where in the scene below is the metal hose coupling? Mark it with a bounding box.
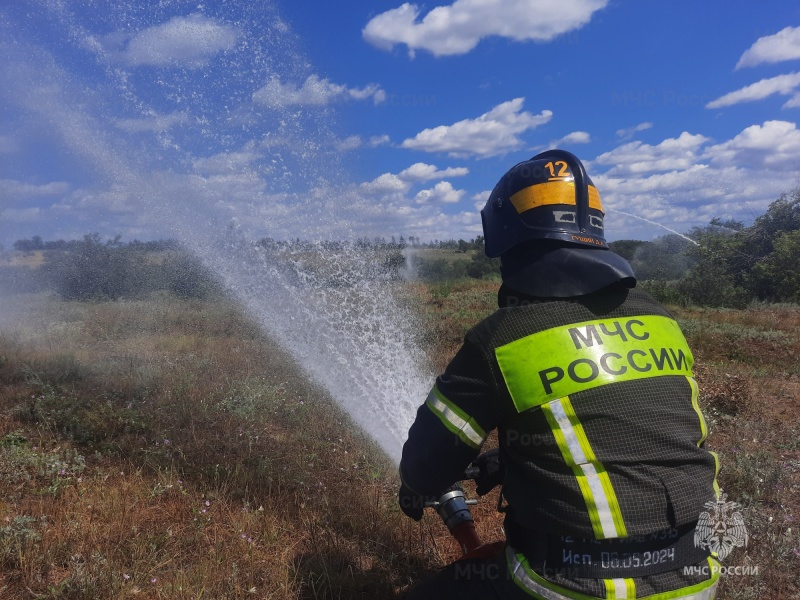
[425,483,478,531]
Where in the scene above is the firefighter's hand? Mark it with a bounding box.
[398,483,426,521]
[471,448,504,496]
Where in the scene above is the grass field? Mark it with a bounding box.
[0,283,798,599]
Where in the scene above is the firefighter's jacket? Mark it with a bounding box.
[400,286,718,561]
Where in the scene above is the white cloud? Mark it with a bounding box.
[368,134,391,147]
[616,122,653,139]
[594,160,791,241]
[737,26,800,69]
[593,132,710,176]
[0,179,70,206]
[704,120,800,168]
[118,14,238,68]
[360,173,412,195]
[253,75,386,108]
[398,162,469,181]
[785,93,800,109]
[550,131,591,146]
[115,111,190,133]
[334,134,391,152]
[363,0,608,57]
[706,72,800,109]
[414,181,465,204]
[472,190,492,210]
[400,98,552,157]
[591,121,800,240]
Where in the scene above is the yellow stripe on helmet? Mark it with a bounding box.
[509,181,604,214]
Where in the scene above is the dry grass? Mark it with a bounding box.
[0,288,797,599]
[0,293,439,599]
[671,303,800,599]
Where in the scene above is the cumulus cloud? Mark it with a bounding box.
[704,120,800,168]
[116,14,238,68]
[414,181,465,204]
[737,26,800,69]
[253,75,386,108]
[401,98,552,157]
[360,173,411,195]
[706,72,800,109]
[550,131,591,146]
[472,190,492,210]
[591,121,800,240]
[363,0,608,57]
[115,111,190,133]
[616,122,653,139]
[398,162,469,181]
[593,132,710,176]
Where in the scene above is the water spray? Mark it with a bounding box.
[0,1,430,463]
[607,208,699,246]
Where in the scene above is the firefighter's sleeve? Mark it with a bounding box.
[399,331,501,497]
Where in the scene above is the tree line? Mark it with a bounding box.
[3,188,799,306]
[610,189,800,307]
[1,234,219,300]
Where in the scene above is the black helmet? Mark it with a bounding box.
[481,149,636,297]
[481,149,606,258]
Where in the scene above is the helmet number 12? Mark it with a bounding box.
[545,161,570,180]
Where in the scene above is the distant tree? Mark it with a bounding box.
[676,189,800,305]
[677,223,751,307]
[708,217,744,232]
[40,234,134,301]
[466,253,500,279]
[13,236,44,252]
[608,240,646,262]
[750,230,800,302]
[627,236,693,281]
[465,237,500,279]
[743,190,800,259]
[166,252,219,299]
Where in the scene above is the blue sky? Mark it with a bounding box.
[2,0,800,247]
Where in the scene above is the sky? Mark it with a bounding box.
[2,0,800,247]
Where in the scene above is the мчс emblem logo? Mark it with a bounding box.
[694,493,749,561]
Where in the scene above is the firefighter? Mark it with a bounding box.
[399,150,720,599]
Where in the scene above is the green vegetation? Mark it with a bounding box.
[409,236,500,282]
[612,189,800,307]
[1,235,219,301]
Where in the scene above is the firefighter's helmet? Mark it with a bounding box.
[481,149,606,257]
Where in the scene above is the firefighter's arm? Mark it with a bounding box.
[399,331,500,504]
